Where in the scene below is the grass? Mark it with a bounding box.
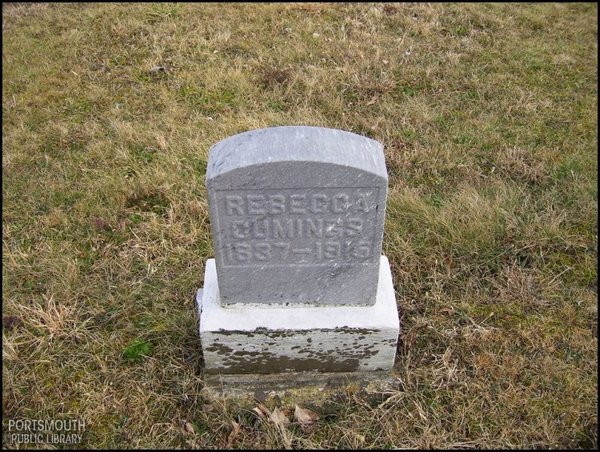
[2,2,597,449]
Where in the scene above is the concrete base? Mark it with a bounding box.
[197,257,400,383]
[202,370,401,399]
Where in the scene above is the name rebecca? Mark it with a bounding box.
[222,192,374,216]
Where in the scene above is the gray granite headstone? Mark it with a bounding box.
[205,126,388,306]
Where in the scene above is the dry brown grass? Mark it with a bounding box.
[2,2,597,449]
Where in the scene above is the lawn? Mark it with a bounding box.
[2,2,597,449]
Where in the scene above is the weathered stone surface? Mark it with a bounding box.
[201,370,400,399]
[198,257,399,374]
[206,126,388,306]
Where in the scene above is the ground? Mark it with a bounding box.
[2,2,597,449]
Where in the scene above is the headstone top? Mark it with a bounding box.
[205,126,388,306]
[206,126,387,182]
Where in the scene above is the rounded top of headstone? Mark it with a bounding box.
[206,126,387,182]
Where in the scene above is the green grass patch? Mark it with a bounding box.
[123,339,152,361]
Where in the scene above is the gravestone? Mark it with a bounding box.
[205,126,387,306]
[197,126,399,389]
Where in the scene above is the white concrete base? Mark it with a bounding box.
[197,256,400,376]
